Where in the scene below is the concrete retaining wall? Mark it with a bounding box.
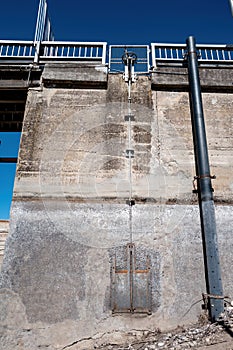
[0,64,232,349]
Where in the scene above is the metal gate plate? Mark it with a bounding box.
[111,243,151,314]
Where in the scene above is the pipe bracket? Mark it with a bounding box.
[192,174,216,193]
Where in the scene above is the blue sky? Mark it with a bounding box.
[0,133,21,219]
[0,0,233,44]
[0,0,233,219]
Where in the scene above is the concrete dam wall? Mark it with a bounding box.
[0,62,233,349]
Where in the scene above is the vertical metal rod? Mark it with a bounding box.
[128,80,132,202]
[186,36,224,321]
[128,73,133,246]
[122,51,138,312]
[129,244,134,312]
[123,51,137,245]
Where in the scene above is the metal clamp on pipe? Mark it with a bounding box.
[193,174,216,193]
[202,293,225,312]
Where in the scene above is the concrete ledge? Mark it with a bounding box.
[0,65,42,89]
[0,80,28,89]
[42,63,108,88]
[152,67,233,91]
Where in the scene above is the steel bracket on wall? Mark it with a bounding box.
[122,51,137,82]
[111,243,152,314]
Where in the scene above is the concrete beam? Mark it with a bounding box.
[0,80,29,89]
[152,67,233,91]
[42,63,108,88]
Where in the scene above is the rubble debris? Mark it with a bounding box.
[97,308,233,350]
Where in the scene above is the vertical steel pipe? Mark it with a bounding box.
[186,36,224,321]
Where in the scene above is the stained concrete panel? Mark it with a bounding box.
[152,67,233,90]
[0,68,232,348]
[1,200,232,348]
[42,63,108,88]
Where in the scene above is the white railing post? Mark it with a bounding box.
[34,41,41,64]
[102,42,107,65]
[151,43,156,69]
[147,45,150,72]
[108,45,112,71]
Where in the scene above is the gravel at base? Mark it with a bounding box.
[98,308,233,350]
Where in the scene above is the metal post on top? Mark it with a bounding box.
[34,0,54,43]
[229,0,233,16]
[33,0,54,64]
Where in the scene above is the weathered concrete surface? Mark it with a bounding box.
[42,63,108,88]
[1,203,232,349]
[0,65,41,89]
[152,67,233,90]
[153,91,233,202]
[0,67,232,349]
[0,221,9,269]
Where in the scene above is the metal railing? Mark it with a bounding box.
[109,45,150,73]
[0,40,107,65]
[1,40,233,70]
[40,41,107,64]
[0,40,35,59]
[151,43,233,68]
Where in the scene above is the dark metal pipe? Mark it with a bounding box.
[186,36,224,321]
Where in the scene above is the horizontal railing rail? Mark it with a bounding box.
[0,40,107,65]
[151,43,233,68]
